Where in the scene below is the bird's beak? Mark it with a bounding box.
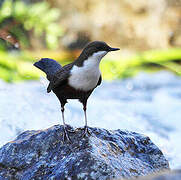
[109,47,120,51]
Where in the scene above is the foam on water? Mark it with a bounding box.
[0,71,181,169]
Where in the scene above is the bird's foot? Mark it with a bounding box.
[82,126,91,137]
[66,128,75,133]
[62,127,71,143]
[64,124,76,133]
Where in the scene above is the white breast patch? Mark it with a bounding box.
[68,51,107,91]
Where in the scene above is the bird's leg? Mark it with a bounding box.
[61,104,71,142]
[82,101,91,136]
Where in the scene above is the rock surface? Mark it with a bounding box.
[131,170,181,180]
[0,125,169,179]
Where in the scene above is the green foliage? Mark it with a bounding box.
[0,51,41,82]
[0,48,181,83]
[0,47,181,83]
[101,48,181,80]
[0,0,63,49]
[0,49,72,82]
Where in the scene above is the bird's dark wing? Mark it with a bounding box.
[97,75,102,86]
[47,63,73,93]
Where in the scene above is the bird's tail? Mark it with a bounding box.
[33,58,62,76]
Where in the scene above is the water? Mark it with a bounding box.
[0,71,181,169]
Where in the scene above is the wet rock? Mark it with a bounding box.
[131,170,181,180]
[0,125,169,179]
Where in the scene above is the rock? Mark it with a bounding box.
[131,170,181,180]
[0,125,169,179]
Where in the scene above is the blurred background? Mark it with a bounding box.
[0,0,181,169]
[0,0,181,81]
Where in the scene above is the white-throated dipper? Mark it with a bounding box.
[34,41,120,141]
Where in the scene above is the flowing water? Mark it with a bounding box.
[0,71,181,169]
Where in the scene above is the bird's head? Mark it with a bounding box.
[81,41,120,61]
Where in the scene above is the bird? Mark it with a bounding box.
[34,41,120,141]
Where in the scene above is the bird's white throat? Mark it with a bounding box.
[68,51,107,91]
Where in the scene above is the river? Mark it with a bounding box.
[0,71,181,169]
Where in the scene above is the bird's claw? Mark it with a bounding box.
[62,127,72,143]
[82,126,91,137]
[66,128,75,133]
